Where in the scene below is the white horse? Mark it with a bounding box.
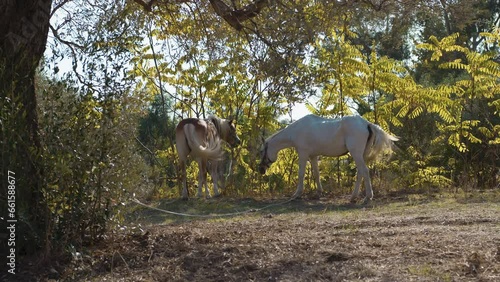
[258,114,398,202]
[176,115,241,199]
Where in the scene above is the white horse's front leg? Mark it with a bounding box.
[310,156,322,195]
[293,157,308,198]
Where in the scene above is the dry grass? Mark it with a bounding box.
[14,192,500,281]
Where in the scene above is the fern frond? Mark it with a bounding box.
[429,104,455,123]
[408,106,423,119]
[448,133,467,152]
[440,59,468,70]
[444,45,468,53]
[431,50,443,61]
[396,104,409,117]
[416,42,437,51]
[464,131,482,144]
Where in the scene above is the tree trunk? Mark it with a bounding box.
[1,0,53,259]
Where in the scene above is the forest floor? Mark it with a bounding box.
[15,191,500,281]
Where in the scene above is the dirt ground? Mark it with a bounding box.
[16,194,500,281]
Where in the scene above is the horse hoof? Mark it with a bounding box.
[362,198,373,205]
[311,193,321,200]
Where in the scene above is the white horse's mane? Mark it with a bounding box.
[265,122,289,142]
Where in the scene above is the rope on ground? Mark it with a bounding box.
[131,197,295,218]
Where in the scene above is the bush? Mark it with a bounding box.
[37,76,148,248]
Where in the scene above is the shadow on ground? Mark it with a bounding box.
[127,188,500,226]
[126,195,366,225]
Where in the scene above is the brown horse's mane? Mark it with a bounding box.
[207,115,222,136]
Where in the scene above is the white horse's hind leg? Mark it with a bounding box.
[350,154,372,203]
[347,132,373,203]
[351,169,362,202]
[362,165,373,202]
[310,156,322,195]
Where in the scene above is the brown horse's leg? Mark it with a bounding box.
[176,129,191,200]
[197,158,208,198]
[210,160,220,197]
[179,160,188,200]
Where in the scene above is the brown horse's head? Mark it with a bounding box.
[209,116,241,148]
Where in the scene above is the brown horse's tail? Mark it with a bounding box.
[183,123,223,160]
[364,123,399,163]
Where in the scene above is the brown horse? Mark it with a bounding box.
[175,115,241,199]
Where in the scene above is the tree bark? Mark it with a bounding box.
[0,0,53,257]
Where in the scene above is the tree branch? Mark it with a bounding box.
[50,0,73,17]
[359,0,391,11]
[132,0,157,11]
[208,0,269,31]
[132,0,269,31]
[49,24,85,50]
[132,0,193,12]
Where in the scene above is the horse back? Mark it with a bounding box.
[176,118,205,132]
[176,118,221,160]
[175,118,205,155]
[291,115,369,156]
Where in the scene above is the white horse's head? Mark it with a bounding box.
[258,138,273,174]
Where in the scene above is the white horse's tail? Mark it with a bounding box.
[364,123,399,163]
[184,124,223,160]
